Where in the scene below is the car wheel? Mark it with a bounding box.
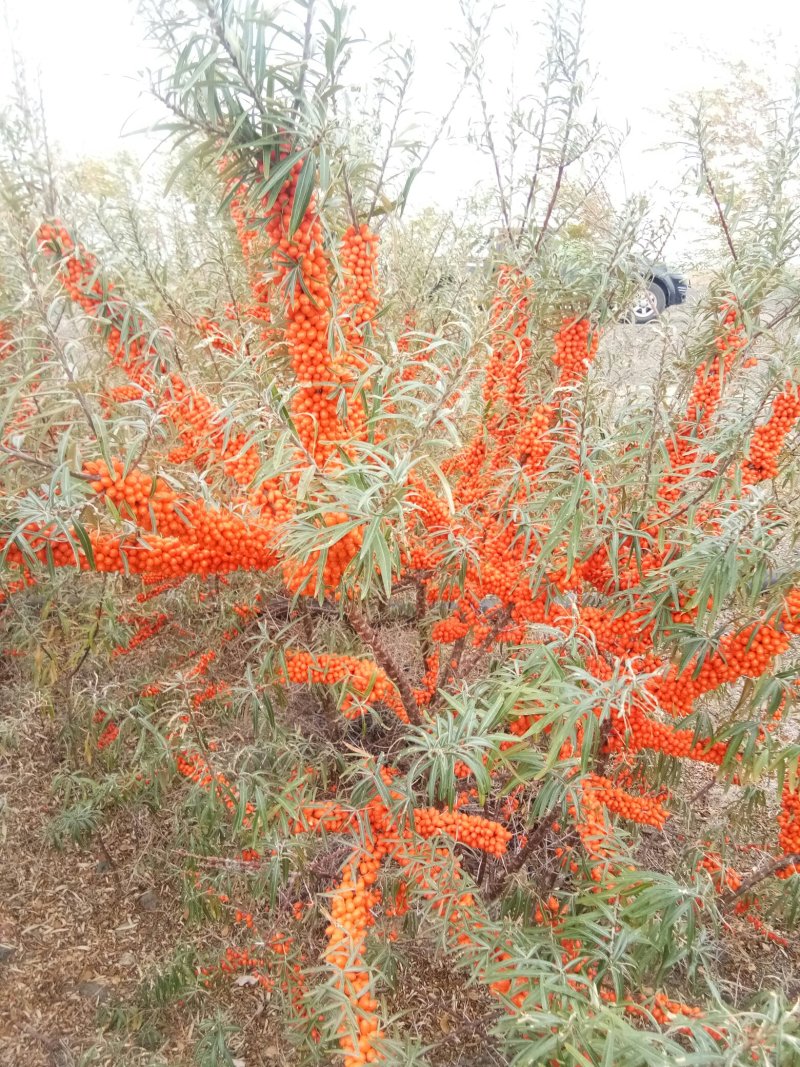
[630,282,666,324]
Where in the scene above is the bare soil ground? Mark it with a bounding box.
[0,701,505,1067]
[597,298,698,410]
[0,711,188,1067]
[3,664,799,1067]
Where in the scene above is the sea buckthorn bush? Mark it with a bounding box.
[2,2,800,1065]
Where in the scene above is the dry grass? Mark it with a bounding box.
[3,646,799,1067]
[0,707,182,1067]
[0,630,506,1067]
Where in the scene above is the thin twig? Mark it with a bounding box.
[721,853,800,909]
[0,444,93,481]
[473,72,513,244]
[21,246,102,442]
[415,579,432,664]
[484,804,557,901]
[696,124,738,264]
[687,778,717,807]
[346,602,421,725]
[367,55,413,225]
[67,576,108,681]
[457,605,514,679]
[533,4,585,253]
[206,0,269,123]
[292,0,317,119]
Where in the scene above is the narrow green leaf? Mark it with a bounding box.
[289,151,316,238]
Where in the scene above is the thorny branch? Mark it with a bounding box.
[346,602,421,725]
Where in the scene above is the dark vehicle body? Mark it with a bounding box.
[630,266,690,323]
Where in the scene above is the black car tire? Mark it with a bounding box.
[630,281,667,324]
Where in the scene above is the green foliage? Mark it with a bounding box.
[193,1012,240,1067]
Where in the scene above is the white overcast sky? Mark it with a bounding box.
[2,0,799,260]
